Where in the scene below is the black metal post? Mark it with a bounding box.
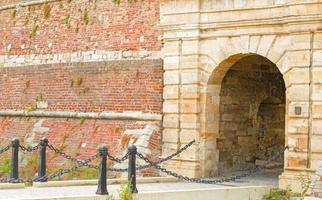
[128,145,138,193]
[96,145,108,195]
[10,138,19,181]
[37,137,48,182]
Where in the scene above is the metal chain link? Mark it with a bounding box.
[106,152,129,163]
[136,140,196,170]
[87,163,128,172]
[19,144,39,152]
[35,163,88,182]
[0,177,24,183]
[137,145,288,184]
[87,140,196,172]
[47,143,98,166]
[0,144,11,155]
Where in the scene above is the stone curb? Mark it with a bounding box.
[19,186,269,200]
[0,183,25,189]
[33,177,177,188]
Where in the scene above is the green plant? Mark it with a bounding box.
[263,186,300,200]
[83,9,89,25]
[30,25,38,37]
[24,15,30,26]
[0,156,11,177]
[299,173,312,199]
[43,3,51,19]
[80,117,86,125]
[20,155,38,179]
[120,181,133,200]
[64,15,71,28]
[106,195,115,200]
[114,127,120,134]
[12,8,17,19]
[24,105,34,112]
[75,76,83,86]
[82,87,90,94]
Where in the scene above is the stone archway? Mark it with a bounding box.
[200,54,286,177]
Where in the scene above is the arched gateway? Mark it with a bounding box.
[203,53,286,177]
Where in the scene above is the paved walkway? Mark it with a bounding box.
[0,170,280,200]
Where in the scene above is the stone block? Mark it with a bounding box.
[163,128,179,143]
[288,118,309,134]
[267,35,289,63]
[313,51,322,66]
[313,67,322,84]
[314,33,322,49]
[181,55,199,69]
[181,69,199,84]
[287,156,307,168]
[257,35,276,56]
[313,103,322,119]
[163,100,179,113]
[181,84,199,99]
[312,119,322,135]
[163,114,179,128]
[164,71,179,85]
[162,41,180,56]
[163,85,179,99]
[313,84,322,101]
[249,35,261,53]
[180,114,199,129]
[182,40,199,55]
[180,129,199,143]
[164,56,180,70]
[284,51,311,67]
[287,84,310,101]
[288,102,309,118]
[284,67,310,87]
[289,34,311,50]
[177,143,199,160]
[162,143,178,156]
[180,99,200,113]
[237,136,253,146]
[311,136,322,153]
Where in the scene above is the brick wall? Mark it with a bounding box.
[0,0,163,177]
[0,59,163,176]
[0,60,163,113]
[0,0,161,54]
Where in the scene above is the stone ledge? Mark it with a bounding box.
[33,177,178,188]
[0,183,25,189]
[0,110,162,121]
[136,186,269,200]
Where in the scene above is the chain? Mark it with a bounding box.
[35,163,88,182]
[19,144,39,152]
[136,140,195,170]
[47,143,98,165]
[0,144,11,155]
[137,145,288,184]
[0,177,24,183]
[87,164,128,172]
[106,152,129,163]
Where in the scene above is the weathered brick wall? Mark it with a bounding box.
[0,0,163,177]
[0,117,161,176]
[0,0,161,54]
[0,60,162,112]
[0,59,163,175]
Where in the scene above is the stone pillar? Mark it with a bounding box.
[279,33,315,192]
